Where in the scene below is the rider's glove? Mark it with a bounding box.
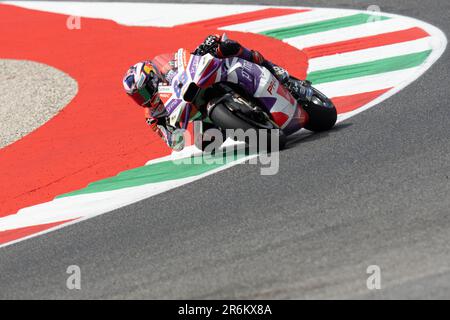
[146,117,172,145]
[161,125,185,151]
[286,80,313,102]
[170,128,186,152]
[146,117,159,132]
[148,117,185,151]
[193,34,220,56]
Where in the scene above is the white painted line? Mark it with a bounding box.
[1,1,264,26]
[334,28,447,123]
[146,138,244,166]
[221,9,355,33]
[0,153,257,236]
[286,18,420,49]
[308,37,434,72]
[315,67,420,97]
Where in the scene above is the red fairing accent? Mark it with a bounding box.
[201,70,218,88]
[198,61,219,88]
[271,112,289,127]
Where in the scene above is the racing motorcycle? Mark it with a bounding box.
[155,42,337,152]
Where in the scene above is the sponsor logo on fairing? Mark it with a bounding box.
[267,78,276,95]
[165,99,182,114]
[189,55,200,78]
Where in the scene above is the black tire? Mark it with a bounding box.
[209,103,286,151]
[303,88,337,132]
[194,122,225,152]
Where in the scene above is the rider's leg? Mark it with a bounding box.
[263,58,313,102]
[259,58,290,84]
[216,39,289,83]
[241,48,313,102]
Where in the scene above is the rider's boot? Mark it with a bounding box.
[285,79,314,103]
[261,59,313,103]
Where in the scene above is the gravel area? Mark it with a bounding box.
[0,59,77,148]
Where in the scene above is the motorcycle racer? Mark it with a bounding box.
[122,34,312,150]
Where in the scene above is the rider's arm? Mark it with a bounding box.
[195,34,289,83]
[145,108,184,151]
[195,34,264,64]
[144,107,171,146]
[217,38,265,65]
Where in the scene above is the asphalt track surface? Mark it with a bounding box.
[0,0,449,299]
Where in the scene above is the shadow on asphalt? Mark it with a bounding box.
[285,122,353,149]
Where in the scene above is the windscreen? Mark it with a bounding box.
[152,52,176,76]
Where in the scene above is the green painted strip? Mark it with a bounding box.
[57,150,250,198]
[306,50,432,85]
[260,13,390,39]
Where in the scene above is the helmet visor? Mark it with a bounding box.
[129,82,157,107]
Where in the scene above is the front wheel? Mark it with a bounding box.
[194,121,226,152]
[303,87,337,132]
[208,98,286,151]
